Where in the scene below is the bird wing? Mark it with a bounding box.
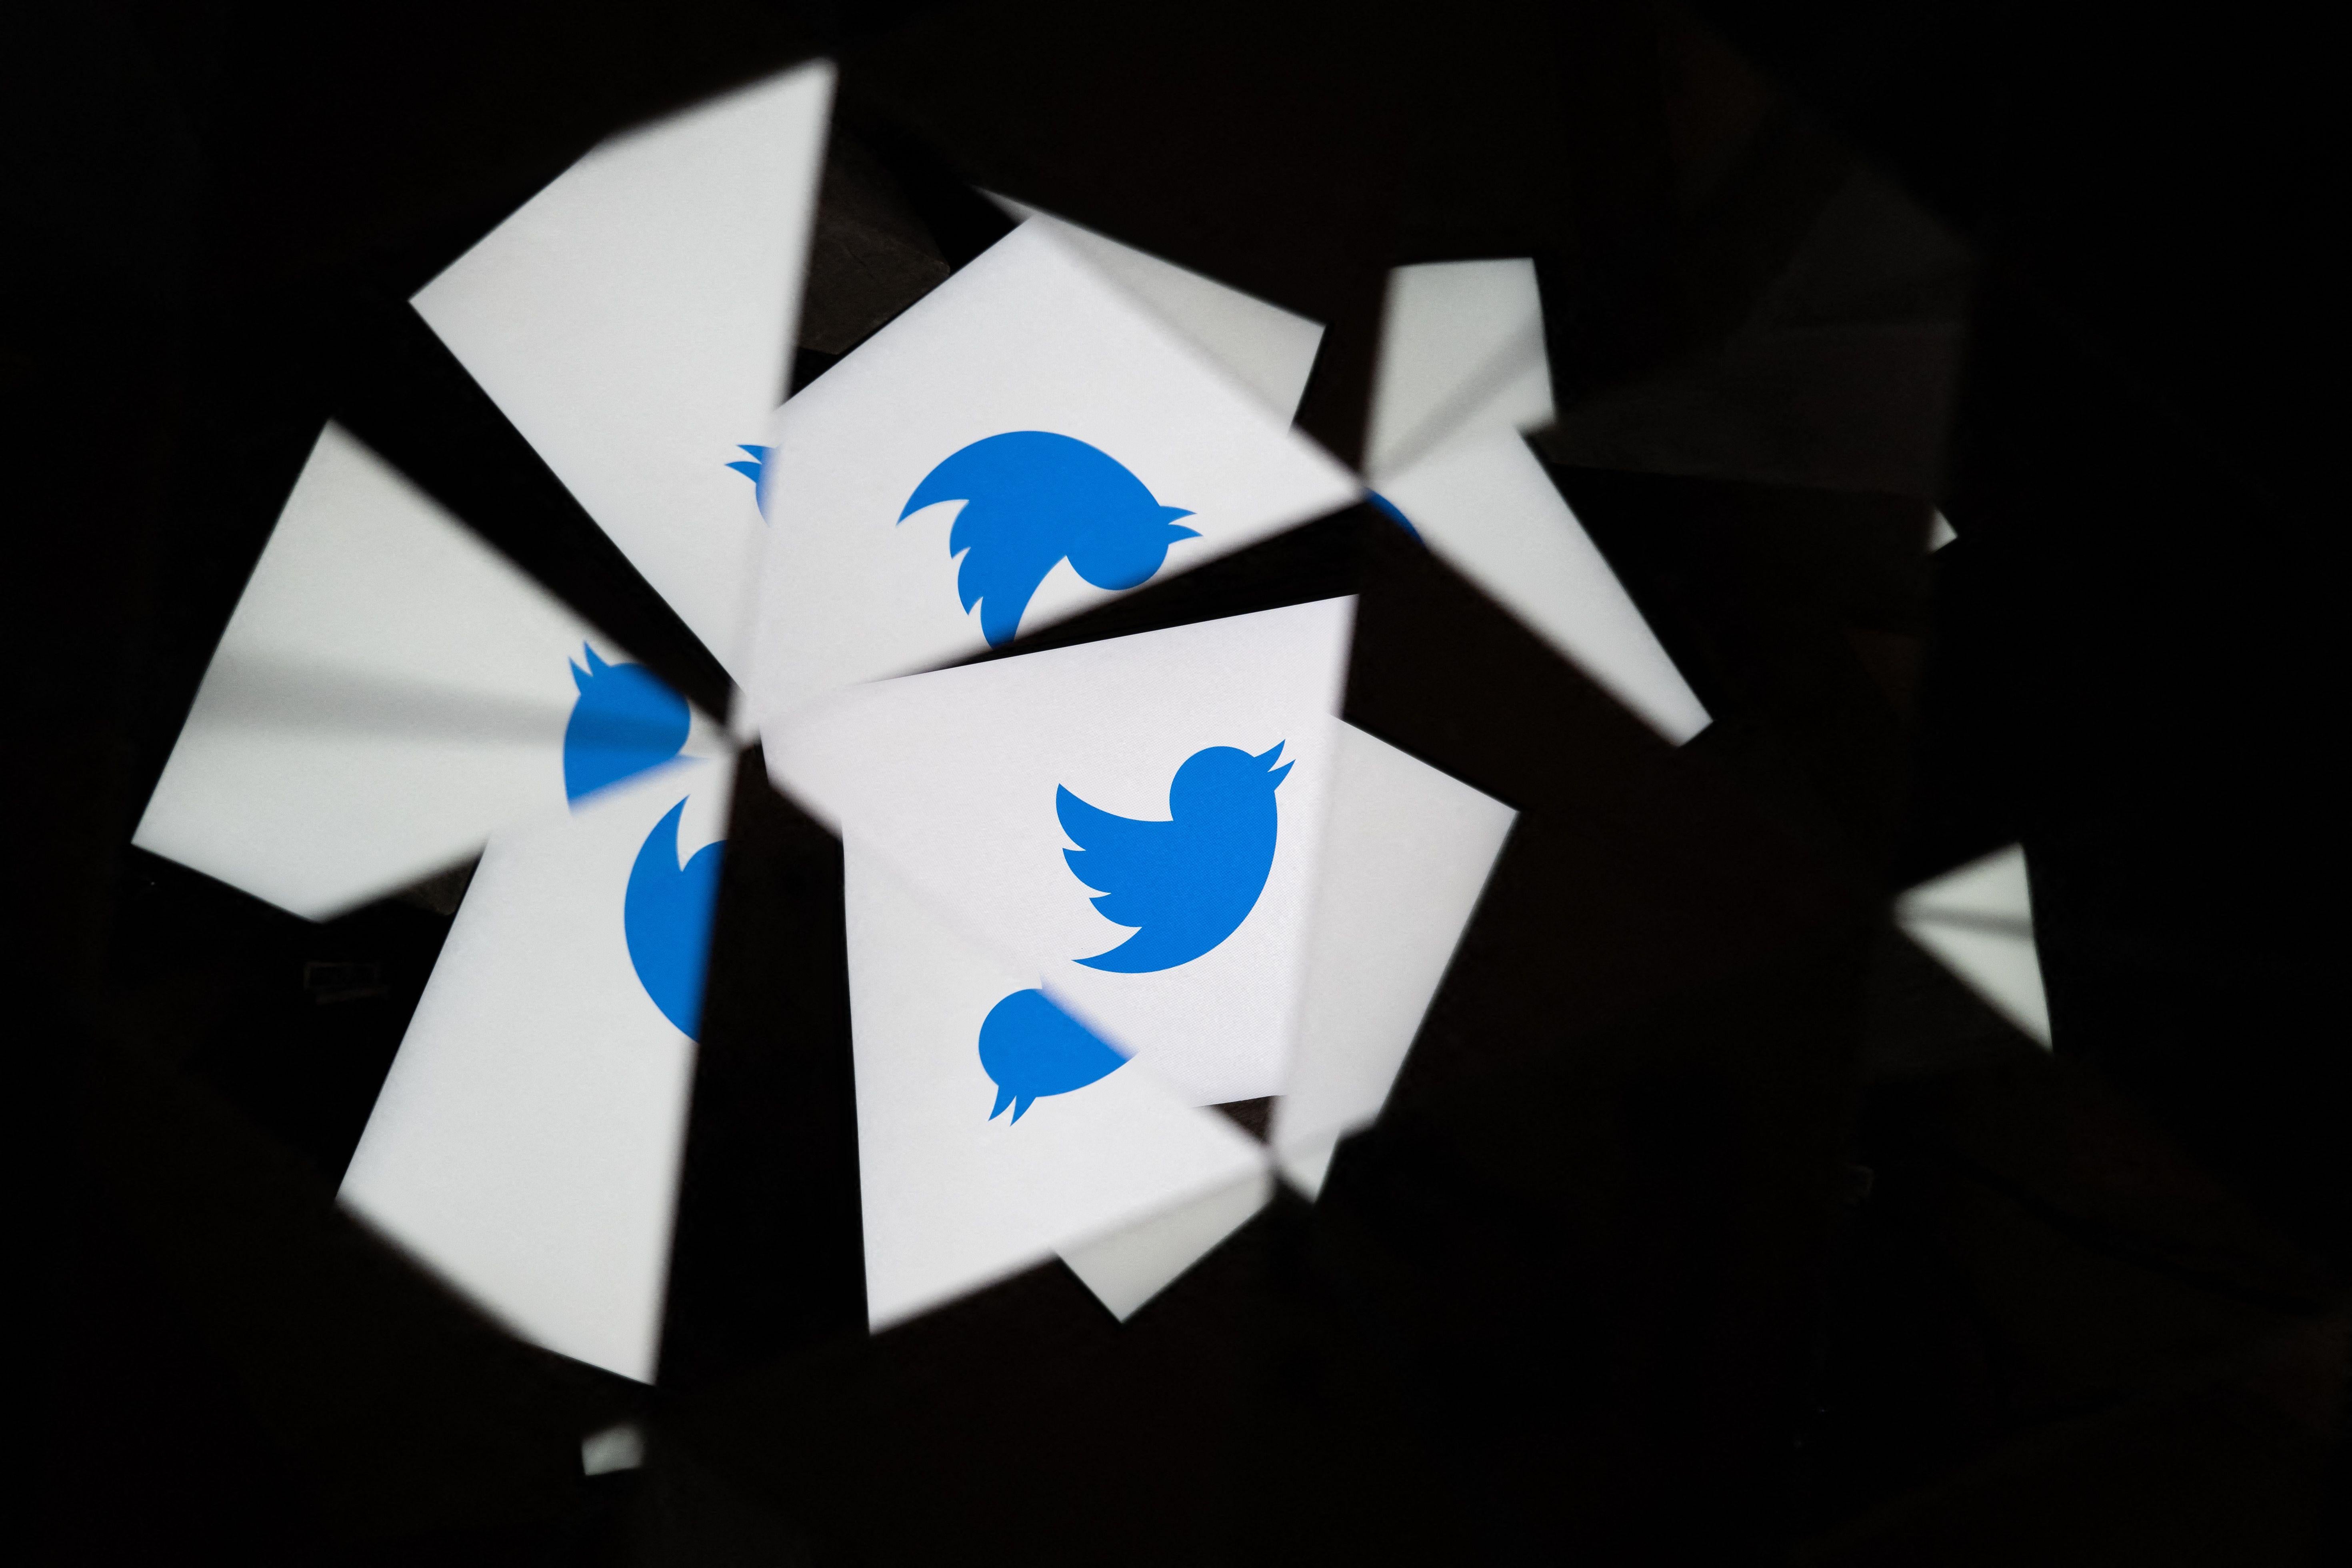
[1056,785,1174,932]
[945,499,1074,644]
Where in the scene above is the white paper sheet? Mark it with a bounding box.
[1055,1169,1274,1320]
[984,197,1325,420]
[134,423,727,920]
[413,62,835,680]
[845,840,1268,1330]
[1896,844,2052,1046]
[1364,258,1554,482]
[772,599,1354,1106]
[340,756,736,1382]
[748,222,1361,721]
[1372,427,1709,744]
[1270,723,1516,1196]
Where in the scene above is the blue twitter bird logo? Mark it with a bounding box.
[1058,743,1292,974]
[899,431,1199,646]
[624,798,724,1040]
[977,988,1128,1122]
[564,646,690,804]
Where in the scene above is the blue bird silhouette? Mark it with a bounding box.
[899,431,1198,646]
[624,799,724,1040]
[1058,743,1292,974]
[564,645,690,804]
[976,988,1128,1122]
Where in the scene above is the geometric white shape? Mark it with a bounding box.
[768,598,1355,1107]
[1270,723,1517,1196]
[1928,509,1958,551]
[581,1422,646,1476]
[1374,427,1710,744]
[132,422,724,920]
[338,758,735,1382]
[844,840,1268,1331]
[985,196,1326,420]
[1055,1167,1274,1321]
[413,62,836,680]
[748,221,1362,722]
[1897,843,2050,1046]
[1897,842,2034,928]
[1365,258,1554,481]
[1899,920,2052,1047]
[1276,1130,1340,1202]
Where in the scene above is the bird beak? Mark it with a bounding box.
[1162,506,1199,540]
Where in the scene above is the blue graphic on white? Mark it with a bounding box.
[624,799,724,1040]
[725,444,768,485]
[564,646,690,804]
[899,432,1198,647]
[726,445,770,520]
[1365,490,1422,541]
[977,988,1128,1122]
[1058,744,1291,974]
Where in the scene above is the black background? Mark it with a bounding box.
[11,2,2342,1562]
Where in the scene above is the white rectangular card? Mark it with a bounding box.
[846,838,1267,1330]
[340,755,736,1382]
[771,598,1354,1106]
[983,196,1325,421]
[748,221,1362,721]
[1365,257,1555,482]
[413,62,835,680]
[134,423,728,919]
[1271,723,1517,1196]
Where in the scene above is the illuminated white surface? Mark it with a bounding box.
[414,62,835,680]
[340,759,734,1382]
[772,600,1353,1107]
[1375,428,1709,744]
[987,197,1324,419]
[846,840,1267,1331]
[581,1423,646,1476]
[1271,724,1516,1197]
[134,423,725,920]
[1057,1168,1273,1320]
[1365,258,1554,481]
[749,222,1361,721]
[1897,845,2052,1046]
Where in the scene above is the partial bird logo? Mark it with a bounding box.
[564,646,690,804]
[1364,490,1421,540]
[976,988,1128,1122]
[899,431,1198,647]
[1057,743,1291,974]
[726,444,770,519]
[624,798,724,1040]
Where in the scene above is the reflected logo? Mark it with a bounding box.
[1058,744,1290,974]
[977,988,1127,1122]
[624,799,723,1040]
[899,431,1198,647]
[563,646,688,804]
